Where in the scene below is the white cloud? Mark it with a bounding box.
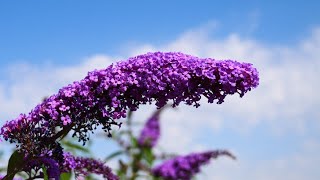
[0,55,117,120]
[199,139,320,180]
[0,24,320,179]
[126,24,320,135]
[126,25,320,179]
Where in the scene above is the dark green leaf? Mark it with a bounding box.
[104,150,124,162]
[117,159,128,179]
[5,150,25,180]
[62,141,90,153]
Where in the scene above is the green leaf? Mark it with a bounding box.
[117,170,127,180]
[117,160,128,178]
[104,150,124,162]
[4,150,25,180]
[62,141,90,154]
[130,136,138,148]
[142,147,154,166]
[0,167,6,172]
[152,177,164,180]
[85,175,95,180]
[127,110,133,121]
[60,172,72,180]
[42,165,49,180]
[0,151,4,158]
[115,130,131,136]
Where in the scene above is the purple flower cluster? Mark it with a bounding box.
[9,152,118,180]
[24,157,60,179]
[138,110,161,148]
[62,152,118,180]
[152,150,236,180]
[0,52,259,160]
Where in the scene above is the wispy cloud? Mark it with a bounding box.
[0,55,118,120]
[128,24,320,135]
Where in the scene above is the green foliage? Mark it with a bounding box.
[62,140,90,154]
[5,150,25,180]
[130,136,138,148]
[107,110,165,179]
[42,165,49,180]
[105,150,125,162]
[141,147,155,166]
[60,172,72,180]
[1,107,231,180]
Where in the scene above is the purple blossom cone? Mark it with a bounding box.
[62,152,119,180]
[138,109,162,148]
[0,52,259,158]
[152,150,236,180]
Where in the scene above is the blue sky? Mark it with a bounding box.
[1,1,320,179]
[1,1,320,65]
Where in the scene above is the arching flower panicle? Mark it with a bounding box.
[152,150,236,180]
[0,52,259,158]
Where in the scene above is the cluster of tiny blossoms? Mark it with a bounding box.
[62,152,118,180]
[152,150,236,180]
[14,152,117,180]
[23,157,60,179]
[138,110,161,148]
[0,52,259,160]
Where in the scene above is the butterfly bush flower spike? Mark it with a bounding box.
[152,150,236,180]
[62,152,119,180]
[138,110,162,148]
[0,52,259,161]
